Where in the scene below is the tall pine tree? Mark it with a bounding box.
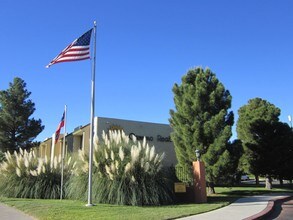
[0,77,44,152]
[169,67,234,193]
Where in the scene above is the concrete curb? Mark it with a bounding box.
[243,195,293,220]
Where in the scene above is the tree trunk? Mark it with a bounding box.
[255,175,259,185]
[265,175,273,189]
[279,178,283,186]
[207,182,215,194]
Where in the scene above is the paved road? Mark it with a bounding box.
[265,198,293,220]
[177,194,290,220]
[0,203,35,220]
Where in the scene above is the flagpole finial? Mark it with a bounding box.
[94,21,97,26]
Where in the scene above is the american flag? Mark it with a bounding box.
[46,29,93,68]
[55,111,65,144]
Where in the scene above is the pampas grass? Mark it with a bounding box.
[67,130,174,205]
[0,149,75,199]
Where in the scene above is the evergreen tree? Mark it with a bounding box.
[236,98,280,184]
[169,67,234,193]
[246,120,293,189]
[0,77,44,152]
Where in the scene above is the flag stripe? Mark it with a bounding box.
[62,46,90,54]
[67,46,90,50]
[60,51,90,57]
[53,53,90,61]
[58,54,90,60]
[65,50,90,55]
[48,53,90,66]
[56,120,65,131]
[52,56,90,65]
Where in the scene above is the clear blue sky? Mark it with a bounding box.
[1,0,293,142]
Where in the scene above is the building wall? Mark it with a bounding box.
[71,125,90,153]
[54,134,63,158]
[39,140,51,158]
[96,117,177,167]
[38,117,177,167]
[37,134,64,159]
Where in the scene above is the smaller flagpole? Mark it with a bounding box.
[86,21,97,207]
[60,105,67,200]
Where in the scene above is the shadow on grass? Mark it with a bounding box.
[215,184,293,198]
[219,190,270,196]
[207,196,237,204]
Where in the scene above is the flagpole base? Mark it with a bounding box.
[85,203,96,207]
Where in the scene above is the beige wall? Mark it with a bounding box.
[72,125,90,153]
[96,117,177,167]
[38,117,177,166]
[38,138,52,158]
[54,134,64,158]
[36,134,66,159]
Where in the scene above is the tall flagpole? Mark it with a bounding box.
[60,105,67,200]
[86,21,97,206]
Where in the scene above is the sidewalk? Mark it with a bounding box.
[0,202,35,220]
[177,193,293,220]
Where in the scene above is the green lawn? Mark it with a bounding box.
[0,198,231,220]
[1,186,292,220]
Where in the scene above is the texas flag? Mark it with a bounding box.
[55,112,65,144]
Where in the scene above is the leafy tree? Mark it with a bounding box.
[247,120,293,188]
[0,77,44,152]
[169,67,234,193]
[236,98,280,184]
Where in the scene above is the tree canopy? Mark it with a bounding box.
[236,98,281,178]
[237,98,280,145]
[0,77,44,152]
[169,67,234,192]
[246,120,293,181]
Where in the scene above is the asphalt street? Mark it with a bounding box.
[265,197,293,220]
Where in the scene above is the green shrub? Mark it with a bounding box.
[0,149,75,199]
[67,130,174,205]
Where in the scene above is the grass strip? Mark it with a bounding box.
[1,186,292,220]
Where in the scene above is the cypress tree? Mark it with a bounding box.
[169,67,234,193]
